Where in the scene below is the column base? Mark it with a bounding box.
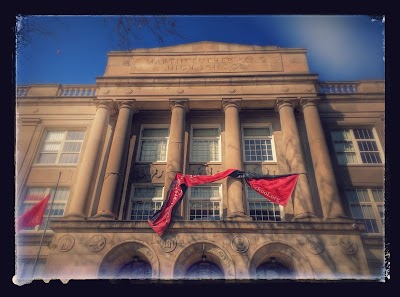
[226,212,253,221]
[61,213,87,220]
[92,211,118,220]
[292,212,321,222]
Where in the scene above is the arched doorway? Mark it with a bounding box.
[185,255,224,279]
[256,257,293,279]
[117,256,152,279]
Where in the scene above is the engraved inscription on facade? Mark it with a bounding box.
[129,54,283,74]
[58,235,75,252]
[231,235,250,253]
[305,235,324,255]
[88,235,106,252]
[160,235,177,253]
[339,237,358,255]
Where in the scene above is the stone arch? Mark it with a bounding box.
[173,240,236,279]
[248,241,314,279]
[97,240,160,279]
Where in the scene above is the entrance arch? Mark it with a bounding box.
[98,240,160,279]
[173,241,235,279]
[249,242,314,279]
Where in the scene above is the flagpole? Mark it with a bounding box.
[31,171,61,280]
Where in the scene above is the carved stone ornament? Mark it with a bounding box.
[305,235,324,255]
[160,235,177,253]
[339,237,358,255]
[58,235,75,252]
[88,235,106,252]
[231,235,249,253]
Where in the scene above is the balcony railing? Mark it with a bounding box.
[58,86,97,96]
[317,82,359,94]
[16,85,97,97]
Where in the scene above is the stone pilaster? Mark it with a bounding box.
[300,98,347,220]
[164,99,188,218]
[94,100,137,220]
[223,99,251,221]
[64,100,112,219]
[276,98,318,221]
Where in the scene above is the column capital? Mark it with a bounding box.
[300,97,321,110]
[115,99,138,113]
[222,98,242,111]
[93,99,114,111]
[275,97,299,111]
[169,99,189,112]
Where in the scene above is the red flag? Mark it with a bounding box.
[148,169,300,236]
[148,169,238,236]
[15,195,50,232]
[245,174,299,206]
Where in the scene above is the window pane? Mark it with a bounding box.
[142,128,169,137]
[139,140,167,161]
[346,188,382,234]
[66,131,85,140]
[192,140,219,162]
[243,127,271,137]
[62,142,82,153]
[371,189,384,202]
[193,128,219,137]
[38,153,57,164]
[45,131,64,142]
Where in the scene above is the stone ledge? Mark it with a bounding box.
[49,219,365,234]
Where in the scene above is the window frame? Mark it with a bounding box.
[241,124,277,163]
[187,184,222,221]
[34,129,86,166]
[127,184,164,221]
[136,125,170,163]
[17,187,70,232]
[245,185,284,221]
[330,128,384,165]
[345,188,384,235]
[189,125,221,163]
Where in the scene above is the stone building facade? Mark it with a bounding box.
[15,42,385,282]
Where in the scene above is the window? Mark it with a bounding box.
[137,127,169,162]
[36,130,85,164]
[190,127,221,162]
[128,185,163,221]
[247,186,282,221]
[189,185,221,221]
[331,128,383,165]
[18,187,69,231]
[346,188,384,234]
[242,126,275,162]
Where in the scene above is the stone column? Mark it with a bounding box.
[223,99,250,221]
[64,101,112,219]
[300,98,347,220]
[164,99,188,218]
[94,100,136,219]
[276,98,317,220]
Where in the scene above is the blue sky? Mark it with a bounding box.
[15,15,385,85]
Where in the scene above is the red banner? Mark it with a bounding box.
[148,169,299,236]
[15,195,50,233]
[244,174,299,206]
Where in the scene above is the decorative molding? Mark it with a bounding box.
[338,237,358,255]
[231,235,249,253]
[160,234,177,253]
[88,235,106,252]
[305,235,324,255]
[222,98,242,111]
[58,235,75,252]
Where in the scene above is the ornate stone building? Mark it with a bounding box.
[15,41,385,282]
